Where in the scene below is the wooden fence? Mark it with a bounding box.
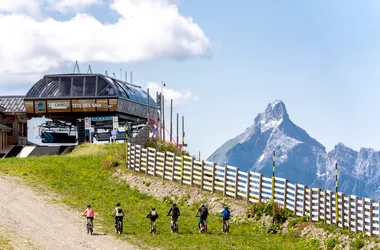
[126,143,380,236]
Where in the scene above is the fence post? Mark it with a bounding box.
[133,143,137,171]
[369,200,373,237]
[354,196,359,233]
[128,143,132,169]
[153,149,157,176]
[162,151,167,180]
[171,155,176,182]
[190,157,194,187]
[317,188,321,222]
[145,148,149,175]
[138,145,142,172]
[341,193,345,229]
[246,171,251,205]
[348,196,352,232]
[283,179,288,209]
[323,190,327,224]
[294,184,298,216]
[362,198,365,234]
[200,160,205,191]
[302,186,307,217]
[125,141,128,168]
[211,163,216,194]
[309,188,313,222]
[329,191,333,225]
[223,166,228,197]
[258,174,263,202]
[180,155,184,185]
[234,168,239,199]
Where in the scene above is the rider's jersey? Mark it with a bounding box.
[221,209,230,220]
[114,207,124,217]
[83,208,95,217]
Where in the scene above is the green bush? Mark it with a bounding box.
[246,201,293,224]
[288,216,308,228]
[350,239,365,250]
[326,237,339,249]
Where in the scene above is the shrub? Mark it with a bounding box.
[350,239,365,250]
[143,181,151,187]
[326,237,339,249]
[288,216,308,228]
[246,201,293,225]
[162,196,173,204]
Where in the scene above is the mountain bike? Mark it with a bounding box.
[222,219,229,233]
[168,216,178,233]
[115,217,123,234]
[86,218,93,235]
[150,221,157,234]
[196,216,207,233]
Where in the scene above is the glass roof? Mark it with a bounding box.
[25,74,156,106]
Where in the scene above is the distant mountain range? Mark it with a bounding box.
[207,100,379,200]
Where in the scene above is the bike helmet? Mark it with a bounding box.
[116,203,120,206]
[152,207,155,211]
[224,205,228,209]
[201,203,205,207]
[172,202,177,206]
[87,204,91,208]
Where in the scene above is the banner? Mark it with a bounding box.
[27,117,78,146]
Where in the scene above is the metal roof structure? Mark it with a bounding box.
[25,74,156,107]
[0,96,26,113]
[0,124,12,132]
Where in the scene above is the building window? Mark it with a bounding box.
[19,122,22,136]
[23,123,27,137]
[5,123,12,136]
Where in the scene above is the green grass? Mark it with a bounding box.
[0,143,321,250]
[0,236,13,250]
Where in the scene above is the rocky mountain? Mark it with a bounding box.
[207,100,380,200]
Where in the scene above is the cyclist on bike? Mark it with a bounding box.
[195,203,208,232]
[112,202,124,230]
[146,207,158,233]
[83,204,95,227]
[167,202,180,229]
[221,205,230,231]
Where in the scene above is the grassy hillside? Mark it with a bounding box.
[0,143,322,250]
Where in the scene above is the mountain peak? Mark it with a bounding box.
[263,100,289,122]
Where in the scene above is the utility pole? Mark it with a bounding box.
[170,99,173,142]
[176,113,179,148]
[162,95,165,141]
[271,151,276,203]
[182,116,185,153]
[156,91,160,140]
[147,88,150,129]
[335,162,339,226]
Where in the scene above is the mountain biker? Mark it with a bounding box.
[83,204,95,227]
[221,205,231,230]
[112,203,124,230]
[167,202,180,229]
[146,207,158,233]
[195,203,208,231]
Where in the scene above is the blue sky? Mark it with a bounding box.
[1,0,380,159]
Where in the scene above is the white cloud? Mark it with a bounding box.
[46,0,101,14]
[0,0,211,88]
[0,0,40,15]
[146,81,199,106]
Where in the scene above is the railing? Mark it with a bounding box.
[126,142,380,236]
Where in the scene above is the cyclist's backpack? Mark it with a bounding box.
[172,207,179,217]
[118,208,123,214]
[200,207,208,217]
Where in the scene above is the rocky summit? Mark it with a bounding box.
[207,100,380,200]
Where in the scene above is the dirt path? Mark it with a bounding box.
[0,176,137,250]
